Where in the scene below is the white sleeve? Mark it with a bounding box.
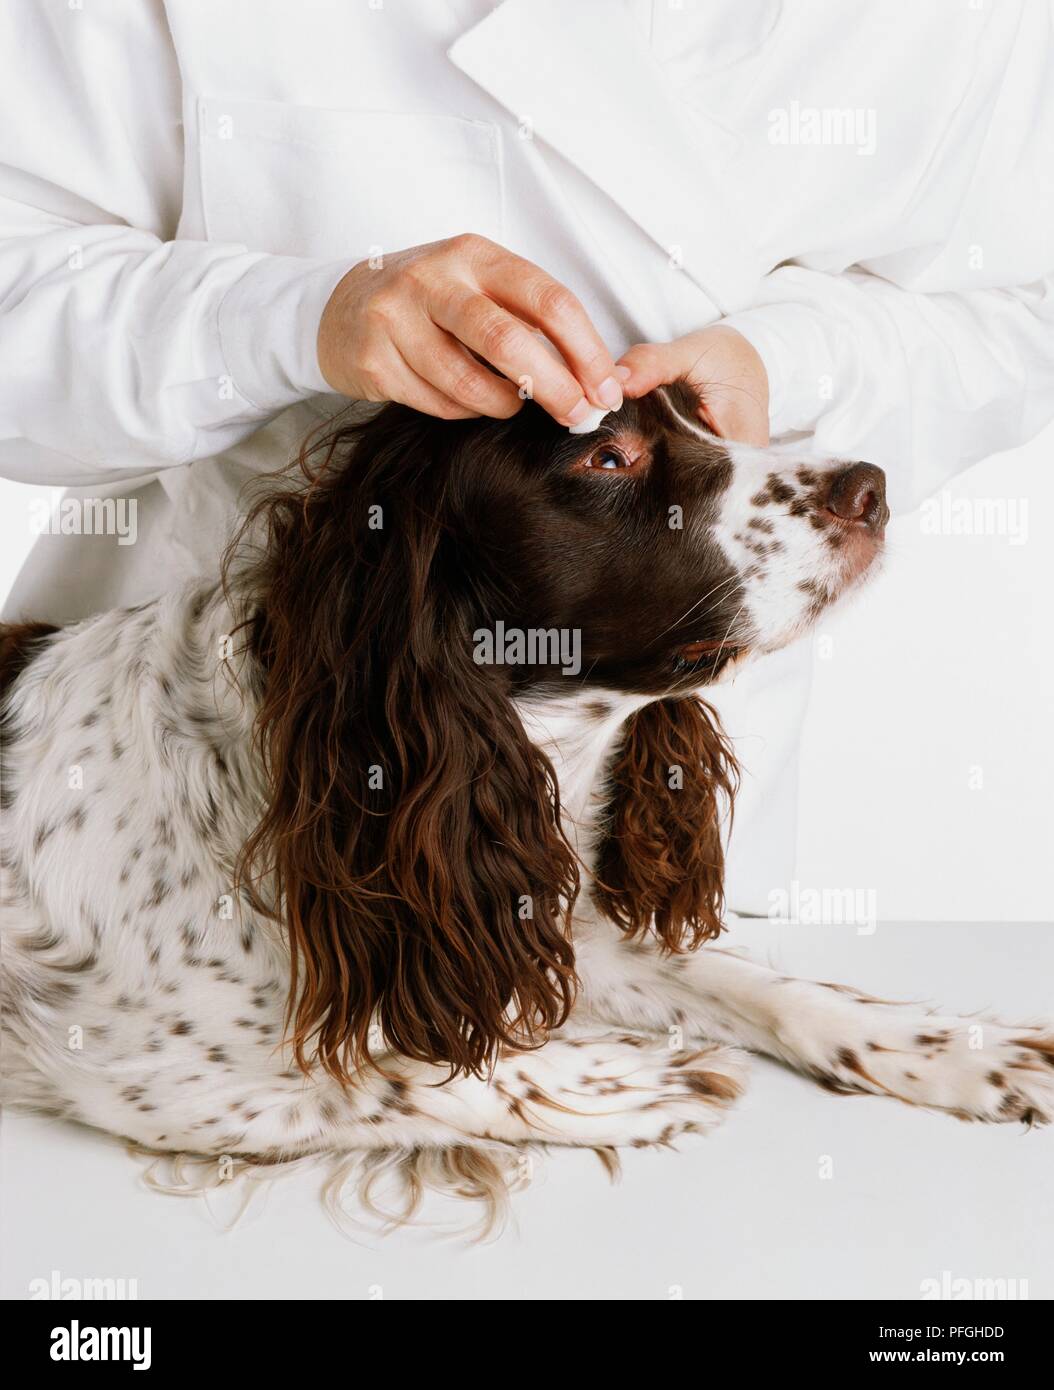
[722,0,1054,513]
[0,0,351,485]
[725,271,1054,512]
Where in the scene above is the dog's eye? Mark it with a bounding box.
[588,446,632,471]
[572,431,646,474]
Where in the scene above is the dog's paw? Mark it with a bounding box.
[491,1035,750,1148]
[810,1014,1054,1125]
[895,1023,1054,1124]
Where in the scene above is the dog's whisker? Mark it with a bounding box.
[649,572,741,647]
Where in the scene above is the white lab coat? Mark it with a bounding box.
[1,0,1052,911]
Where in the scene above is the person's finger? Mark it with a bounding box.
[700,393,770,447]
[615,340,685,397]
[472,248,624,412]
[360,340,479,419]
[618,334,770,446]
[431,287,597,427]
[618,330,745,397]
[391,357,480,419]
[397,318,523,419]
[693,331,771,445]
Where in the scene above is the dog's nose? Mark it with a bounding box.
[824,462,888,534]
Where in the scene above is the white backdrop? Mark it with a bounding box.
[2,423,1052,922]
[796,422,1053,922]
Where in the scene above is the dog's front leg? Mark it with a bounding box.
[299,1035,748,1155]
[573,918,1054,1125]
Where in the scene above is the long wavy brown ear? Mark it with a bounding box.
[226,407,579,1085]
[593,697,738,949]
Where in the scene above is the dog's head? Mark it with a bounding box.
[229,386,886,1082]
[454,381,886,692]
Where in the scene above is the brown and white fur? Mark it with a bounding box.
[2,387,1051,1228]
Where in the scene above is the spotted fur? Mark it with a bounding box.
[1,395,1050,1232]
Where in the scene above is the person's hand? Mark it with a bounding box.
[317,233,624,425]
[616,324,770,445]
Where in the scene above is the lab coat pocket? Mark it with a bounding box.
[198,98,504,261]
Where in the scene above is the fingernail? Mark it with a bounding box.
[595,376,623,409]
[614,365,631,382]
[566,398,591,426]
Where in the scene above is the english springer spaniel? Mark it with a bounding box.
[2,385,1050,1227]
